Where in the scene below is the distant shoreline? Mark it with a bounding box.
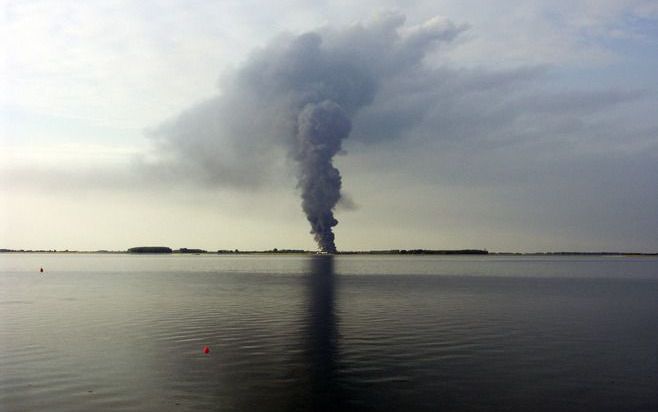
[1,248,656,256]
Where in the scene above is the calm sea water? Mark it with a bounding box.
[1,254,657,411]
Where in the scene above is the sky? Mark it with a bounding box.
[1,0,657,252]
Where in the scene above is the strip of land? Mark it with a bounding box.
[1,248,656,256]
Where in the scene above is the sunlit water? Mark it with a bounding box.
[1,254,657,411]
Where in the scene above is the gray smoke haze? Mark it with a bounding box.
[148,13,465,251]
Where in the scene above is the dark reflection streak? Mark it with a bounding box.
[304,255,341,411]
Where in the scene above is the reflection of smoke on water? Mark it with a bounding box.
[303,255,341,411]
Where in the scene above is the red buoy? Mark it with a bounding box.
[203,346,210,354]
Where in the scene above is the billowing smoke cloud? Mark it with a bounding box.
[148,13,466,251]
[143,13,654,252]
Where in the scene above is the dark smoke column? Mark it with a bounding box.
[295,100,351,253]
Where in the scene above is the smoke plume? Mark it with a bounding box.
[295,101,351,252]
[148,13,466,251]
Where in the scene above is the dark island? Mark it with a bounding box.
[128,247,208,254]
[176,248,208,254]
[127,246,173,254]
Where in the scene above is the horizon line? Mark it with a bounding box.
[1,248,657,256]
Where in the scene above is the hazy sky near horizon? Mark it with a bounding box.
[1,0,657,252]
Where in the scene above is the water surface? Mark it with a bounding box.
[1,254,657,411]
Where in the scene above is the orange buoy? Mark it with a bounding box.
[203,346,210,354]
